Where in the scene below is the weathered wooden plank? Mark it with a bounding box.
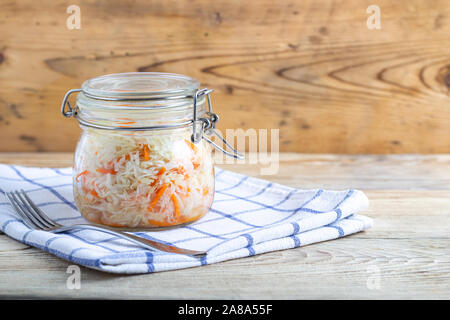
[0,0,449,153]
[0,238,449,299]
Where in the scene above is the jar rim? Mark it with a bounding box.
[71,73,210,134]
[81,72,200,101]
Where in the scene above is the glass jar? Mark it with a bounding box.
[61,72,241,229]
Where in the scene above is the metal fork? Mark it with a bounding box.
[5,189,206,257]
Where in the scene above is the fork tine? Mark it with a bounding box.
[10,191,48,229]
[6,192,40,229]
[6,191,207,256]
[19,189,60,228]
[13,191,53,229]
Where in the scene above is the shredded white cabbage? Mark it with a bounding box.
[73,128,214,228]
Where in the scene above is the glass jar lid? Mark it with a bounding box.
[81,72,200,101]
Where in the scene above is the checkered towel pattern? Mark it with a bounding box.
[0,164,372,274]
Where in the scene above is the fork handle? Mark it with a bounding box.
[48,224,207,257]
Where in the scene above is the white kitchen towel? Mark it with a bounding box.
[0,164,372,274]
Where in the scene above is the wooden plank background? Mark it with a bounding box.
[0,0,449,153]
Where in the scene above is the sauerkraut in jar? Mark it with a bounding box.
[61,72,239,229]
[73,128,214,228]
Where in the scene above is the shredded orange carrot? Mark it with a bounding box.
[96,168,117,175]
[186,187,191,193]
[119,121,136,125]
[171,194,180,218]
[149,180,158,187]
[156,167,166,176]
[148,209,206,226]
[142,144,150,161]
[185,139,198,152]
[147,217,173,227]
[104,221,127,228]
[170,166,189,178]
[148,184,168,211]
[150,167,166,187]
[179,212,206,224]
[107,154,128,168]
[90,189,99,198]
[203,189,209,196]
[185,139,201,169]
[75,170,89,182]
[170,166,185,174]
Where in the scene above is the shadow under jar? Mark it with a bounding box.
[61,72,241,230]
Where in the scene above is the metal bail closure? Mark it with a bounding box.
[61,85,243,159]
[191,88,244,160]
[203,130,244,160]
[191,88,213,143]
[61,89,82,117]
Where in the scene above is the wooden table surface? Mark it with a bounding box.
[0,152,449,299]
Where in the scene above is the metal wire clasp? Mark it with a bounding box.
[191,89,243,159]
[61,89,81,117]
